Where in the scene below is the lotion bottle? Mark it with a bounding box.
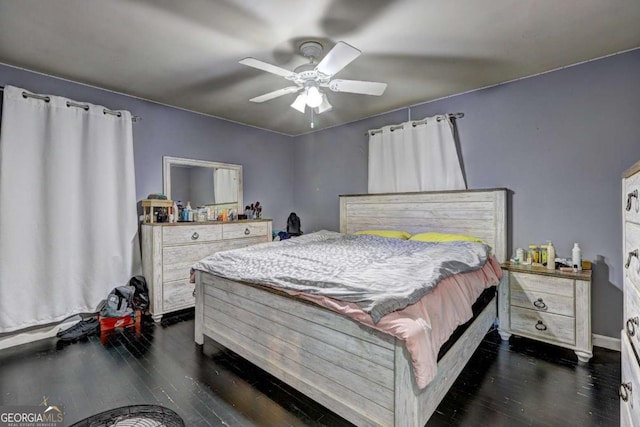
[171,201,177,223]
[572,243,582,271]
[546,241,556,270]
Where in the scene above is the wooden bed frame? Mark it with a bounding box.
[194,188,507,426]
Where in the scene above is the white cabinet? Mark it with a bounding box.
[622,159,640,423]
[142,220,272,321]
[498,265,592,362]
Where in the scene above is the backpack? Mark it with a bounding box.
[100,285,136,318]
[99,276,149,318]
[287,212,302,236]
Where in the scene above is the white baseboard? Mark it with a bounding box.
[0,318,80,351]
[592,333,621,352]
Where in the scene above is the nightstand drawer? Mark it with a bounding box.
[222,222,268,240]
[510,272,574,298]
[163,224,222,245]
[510,306,575,345]
[510,288,574,317]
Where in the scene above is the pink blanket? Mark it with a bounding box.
[283,256,503,389]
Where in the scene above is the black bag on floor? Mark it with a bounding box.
[287,212,302,236]
[128,275,149,311]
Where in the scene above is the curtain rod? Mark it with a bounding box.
[0,85,141,122]
[366,112,464,136]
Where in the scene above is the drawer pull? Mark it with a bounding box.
[191,232,199,240]
[532,298,548,311]
[627,317,639,336]
[625,249,638,269]
[627,189,638,212]
[244,228,250,235]
[620,382,632,402]
[534,320,547,331]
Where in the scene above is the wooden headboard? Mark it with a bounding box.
[339,188,508,262]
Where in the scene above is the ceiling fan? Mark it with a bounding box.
[239,41,387,117]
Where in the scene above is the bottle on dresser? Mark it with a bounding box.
[546,241,556,270]
[572,243,582,272]
[177,201,183,221]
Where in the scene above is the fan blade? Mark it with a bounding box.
[315,42,361,76]
[328,79,387,96]
[249,86,301,103]
[239,57,294,78]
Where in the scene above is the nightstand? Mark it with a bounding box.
[498,262,592,362]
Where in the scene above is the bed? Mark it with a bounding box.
[194,188,507,427]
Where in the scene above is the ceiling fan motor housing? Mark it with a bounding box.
[299,41,323,60]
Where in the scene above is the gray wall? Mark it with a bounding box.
[293,49,640,338]
[0,64,295,230]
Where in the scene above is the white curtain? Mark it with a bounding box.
[213,168,237,204]
[368,115,466,193]
[0,86,141,333]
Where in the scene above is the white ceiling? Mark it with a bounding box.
[1,0,639,136]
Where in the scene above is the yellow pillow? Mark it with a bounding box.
[409,231,485,243]
[354,229,411,240]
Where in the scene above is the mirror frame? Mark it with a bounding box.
[163,156,243,212]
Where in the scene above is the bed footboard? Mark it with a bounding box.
[195,270,498,427]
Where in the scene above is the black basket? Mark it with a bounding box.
[69,405,184,427]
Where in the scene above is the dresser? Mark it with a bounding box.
[621,159,640,426]
[141,220,272,321]
[498,263,592,362]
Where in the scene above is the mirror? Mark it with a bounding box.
[163,156,243,214]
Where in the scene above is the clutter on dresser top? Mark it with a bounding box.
[510,242,589,272]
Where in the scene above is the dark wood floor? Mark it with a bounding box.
[0,311,620,426]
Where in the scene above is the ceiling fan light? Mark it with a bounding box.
[316,93,333,114]
[305,86,323,108]
[291,94,307,113]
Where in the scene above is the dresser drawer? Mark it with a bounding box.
[510,272,574,298]
[625,222,640,288]
[163,279,195,312]
[625,276,640,350]
[223,222,268,240]
[163,242,223,282]
[510,306,575,345]
[621,333,640,426]
[224,236,269,251]
[625,171,640,225]
[162,224,222,245]
[510,288,574,317]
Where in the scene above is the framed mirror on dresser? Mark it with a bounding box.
[163,156,244,214]
[141,156,272,322]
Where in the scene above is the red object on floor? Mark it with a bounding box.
[99,309,142,344]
